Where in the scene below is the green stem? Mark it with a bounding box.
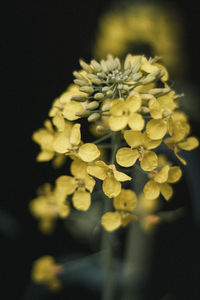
[101,133,119,300]
[93,132,113,145]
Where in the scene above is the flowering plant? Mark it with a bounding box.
[30,54,198,297]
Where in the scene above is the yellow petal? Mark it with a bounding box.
[146,119,168,140]
[143,132,162,149]
[110,99,125,116]
[87,165,107,180]
[57,202,71,218]
[128,113,145,131]
[143,180,160,200]
[101,211,121,232]
[124,130,144,148]
[154,63,169,82]
[102,176,121,198]
[116,147,139,167]
[72,190,91,211]
[149,97,162,119]
[167,166,182,183]
[78,143,100,162]
[114,189,137,212]
[52,113,65,132]
[160,183,173,200]
[70,158,87,178]
[70,123,81,146]
[62,102,83,121]
[108,115,128,131]
[158,92,177,111]
[113,170,132,182]
[125,93,141,112]
[178,137,199,151]
[56,176,76,195]
[154,165,170,183]
[140,151,158,171]
[84,175,96,193]
[172,121,190,141]
[53,133,71,153]
[36,151,54,162]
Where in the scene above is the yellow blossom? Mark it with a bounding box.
[32,120,56,162]
[164,117,199,164]
[53,123,100,162]
[108,93,144,131]
[116,130,161,171]
[146,91,177,139]
[56,159,95,211]
[29,183,70,234]
[31,256,62,291]
[101,189,137,231]
[49,84,88,127]
[143,164,182,201]
[87,161,131,198]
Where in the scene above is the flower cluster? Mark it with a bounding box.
[31,54,198,235]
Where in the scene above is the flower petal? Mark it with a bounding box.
[36,151,55,162]
[70,123,81,146]
[146,119,168,140]
[53,133,71,153]
[114,189,137,212]
[116,147,139,167]
[56,176,77,195]
[160,183,173,200]
[149,97,162,119]
[78,143,100,162]
[62,102,83,121]
[84,175,96,193]
[113,170,132,182]
[124,130,144,148]
[70,158,87,178]
[101,211,121,232]
[178,137,199,151]
[167,166,182,183]
[72,190,91,211]
[140,150,158,171]
[143,132,162,149]
[143,180,160,200]
[103,176,121,198]
[125,93,141,112]
[154,165,170,183]
[87,165,107,180]
[128,113,145,131]
[108,115,128,131]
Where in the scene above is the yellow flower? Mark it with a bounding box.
[108,94,144,131]
[31,256,62,291]
[146,91,177,139]
[116,130,161,171]
[53,123,100,162]
[56,159,95,211]
[29,183,70,234]
[87,161,131,198]
[164,116,199,164]
[32,120,56,162]
[101,189,137,231]
[49,84,87,127]
[143,164,182,200]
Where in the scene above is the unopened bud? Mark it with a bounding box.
[91,60,102,72]
[100,60,108,73]
[140,106,150,113]
[88,112,100,122]
[80,86,94,94]
[74,79,88,86]
[132,56,142,73]
[73,71,85,80]
[94,93,104,100]
[71,95,88,102]
[86,101,99,110]
[140,94,154,100]
[75,109,90,117]
[101,103,111,112]
[148,88,170,96]
[87,74,102,85]
[79,59,94,73]
[106,90,113,97]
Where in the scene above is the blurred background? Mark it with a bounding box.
[2,0,200,299]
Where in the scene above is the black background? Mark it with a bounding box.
[2,0,200,299]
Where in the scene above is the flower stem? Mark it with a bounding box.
[101,133,119,300]
[93,132,113,145]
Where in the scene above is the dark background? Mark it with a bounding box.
[2,0,200,299]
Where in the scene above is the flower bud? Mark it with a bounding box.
[79,59,94,73]
[101,103,111,112]
[80,86,94,94]
[75,109,90,117]
[88,112,101,122]
[86,101,99,110]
